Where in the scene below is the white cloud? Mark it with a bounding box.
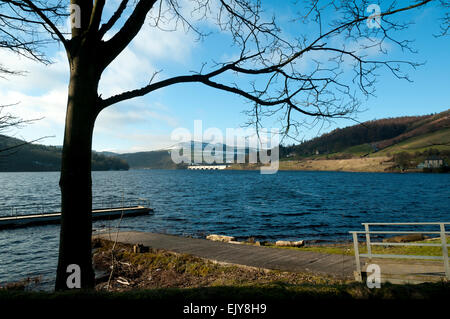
[99,46,155,97]
[0,49,68,93]
[132,19,195,63]
[0,88,66,127]
[0,88,67,146]
[95,132,177,153]
[96,102,179,133]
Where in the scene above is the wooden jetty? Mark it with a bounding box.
[0,205,153,229]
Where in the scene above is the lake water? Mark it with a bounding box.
[0,169,449,289]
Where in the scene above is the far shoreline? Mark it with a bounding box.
[225,157,448,174]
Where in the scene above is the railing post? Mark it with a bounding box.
[440,223,450,280]
[364,223,372,258]
[352,232,362,282]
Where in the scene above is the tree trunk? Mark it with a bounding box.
[55,55,100,290]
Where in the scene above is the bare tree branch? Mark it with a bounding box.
[98,0,129,38]
[98,0,440,135]
[100,0,157,68]
[0,103,48,153]
[88,0,105,34]
[19,0,67,46]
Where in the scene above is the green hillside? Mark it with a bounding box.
[374,128,450,156]
[281,109,450,159]
[0,135,129,172]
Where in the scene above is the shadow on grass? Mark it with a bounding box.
[1,283,449,317]
[1,281,449,300]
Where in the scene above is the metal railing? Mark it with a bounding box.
[1,197,150,218]
[349,222,450,281]
[92,197,150,211]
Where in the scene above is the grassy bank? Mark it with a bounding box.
[91,238,449,295]
[1,238,449,314]
[1,281,450,300]
[2,238,449,301]
[265,237,450,259]
[92,239,342,292]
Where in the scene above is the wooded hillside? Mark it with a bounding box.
[0,135,129,172]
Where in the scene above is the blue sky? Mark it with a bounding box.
[0,0,448,153]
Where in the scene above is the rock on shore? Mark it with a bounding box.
[206,234,235,242]
[275,240,305,247]
[382,234,428,243]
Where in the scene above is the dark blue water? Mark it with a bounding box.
[0,170,449,289]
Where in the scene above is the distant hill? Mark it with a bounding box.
[114,150,183,169]
[105,110,450,170]
[281,109,450,158]
[103,141,258,169]
[0,135,129,172]
[5,110,446,172]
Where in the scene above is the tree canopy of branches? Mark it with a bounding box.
[0,103,45,153]
[0,0,447,290]
[0,104,23,134]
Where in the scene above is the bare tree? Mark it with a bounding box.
[0,0,446,289]
[0,70,45,152]
[0,103,46,153]
[0,103,21,132]
[0,1,52,151]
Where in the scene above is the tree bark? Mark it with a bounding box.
[55,53,100,290]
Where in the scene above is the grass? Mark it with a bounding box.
[266,237,450,258]
[92,239,341,291]
[0,282,450,310]
[373,128,450,156]
[304,128,450,159]
[341,144,374,156]
[1,238,449,310]
[2,285,449,318]
[1,281,450,300]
